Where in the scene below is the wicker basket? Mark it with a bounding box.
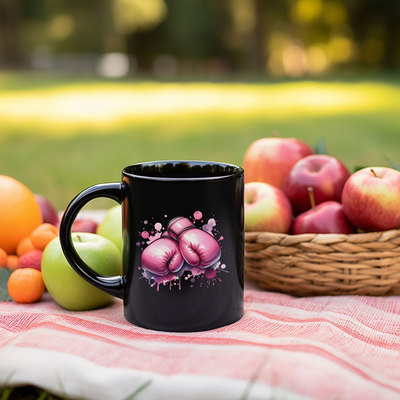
[244,230,400,296]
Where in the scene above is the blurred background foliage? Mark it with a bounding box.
[1,0,399,77]
[0,0,399,210]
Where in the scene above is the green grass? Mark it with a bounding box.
[0,73,400,212]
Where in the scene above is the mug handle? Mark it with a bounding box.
[59,182,126,299]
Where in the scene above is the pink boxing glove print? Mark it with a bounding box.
[141,231,184,276]
[137,211,227,291]
[167,217,221,268]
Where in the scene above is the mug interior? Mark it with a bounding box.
[123,161,243,181]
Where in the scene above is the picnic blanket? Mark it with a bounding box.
[1,284,400,400]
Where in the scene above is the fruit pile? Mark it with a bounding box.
[0,175,122,310]
[243,136,400,235]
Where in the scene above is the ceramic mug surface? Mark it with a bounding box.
[59,160,244,332]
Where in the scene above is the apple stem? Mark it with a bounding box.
[77,235,82,242]
[370,168,378,178]
[308,187,316,211]
[270,129,281,138]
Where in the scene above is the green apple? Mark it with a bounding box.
[96,205,122,253]
[42,233,122,311]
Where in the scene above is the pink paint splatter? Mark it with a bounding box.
[190,266,204,276]
[154,222,162,231]
[205,268,217,279]
[194,211,203,220]
[147,232,162,244]
[218,236,224,241]
[141,231,149,239]
[202,218,216,235]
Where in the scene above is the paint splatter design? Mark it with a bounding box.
[202,218,216,235]
[193,211,203,220]
[139,212,227,291]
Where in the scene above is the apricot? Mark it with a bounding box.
[31,223,59,251]
[7,255,19,270]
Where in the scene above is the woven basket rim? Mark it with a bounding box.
[244,228,400,296]
[244,229,400,245]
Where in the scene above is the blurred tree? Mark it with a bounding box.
[0,0,21,67]
[113,0,167,35]
[126,0,231,71]
[346,0,400,68]
[249,0,267,72]
[19,0,113,54]
[225,0,266,72]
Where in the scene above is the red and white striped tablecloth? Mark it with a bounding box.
[1,284,400,400]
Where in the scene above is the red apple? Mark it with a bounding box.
[72,219,99,234]
[245,182,292,233]
[293,200,356,234]
[243,137,313,190]
[342,167,400,232]
[284,155,350,215]
[34,194,59,226]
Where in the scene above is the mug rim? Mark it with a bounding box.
[122,160,244,182]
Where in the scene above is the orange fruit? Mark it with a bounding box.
[8,268,45,303]
[0,176,43,254]
[30,223,59,251]
[16,237,36,257]
[0,248,7,267]
[6,255,19,270]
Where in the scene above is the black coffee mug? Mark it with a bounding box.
[59,160,244,332]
